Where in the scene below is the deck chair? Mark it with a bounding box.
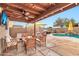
[5,35,18,53]
[25,34,36,55]
[38,32,47,47]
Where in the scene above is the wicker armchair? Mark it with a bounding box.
[24,34,36,55]
[37,32,47,47]
[5,37,18,53]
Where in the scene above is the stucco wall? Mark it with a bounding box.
[0,26,6,55]
[10,27,79,38]
[52,27,79,34]
[0,26,6,38]
[10,27,27,38]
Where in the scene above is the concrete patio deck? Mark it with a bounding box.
[47,35,79,56]
[2,34,79,56]
[2,40,59,56]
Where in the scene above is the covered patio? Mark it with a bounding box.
[0,3,79,56]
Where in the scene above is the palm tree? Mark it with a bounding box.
[53,18,65,28]
[64,18,69,27]
[71,18,76,26]
[64,18,76,27]
[53,17,76,28]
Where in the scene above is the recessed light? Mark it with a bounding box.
[28,15,35,18]
[25,17,28,19]
[25,12,30,15]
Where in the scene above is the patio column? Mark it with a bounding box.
[34,23,36,37]
[0,14,1,25]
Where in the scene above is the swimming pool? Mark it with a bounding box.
[53,33,79,38]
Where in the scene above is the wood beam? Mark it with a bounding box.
[4,4,40,18]
[30,3,77,23]
[5,9,22,16]
[37,3,55,8]
[6,10,35,21]
[7,11,32,22]
[46,3,69,11]
[5,7,38,18]
[6,8,34,17]
[6,4,40,15]
[6,8,22,15]
[29,4,46,11]
[8,16,30,23]
[30,3,70,20]
[19,4,44,13]
[38,3,51,7]
[8,14,24,20]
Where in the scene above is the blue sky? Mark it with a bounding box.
[13,6,79,27]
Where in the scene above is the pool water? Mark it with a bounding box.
[53,33,79,38]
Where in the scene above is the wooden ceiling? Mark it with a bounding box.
[0,3,79,23]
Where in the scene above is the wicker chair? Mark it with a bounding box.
[37,32,47,47]
[5,37,18,53]
[25,34,36,55]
